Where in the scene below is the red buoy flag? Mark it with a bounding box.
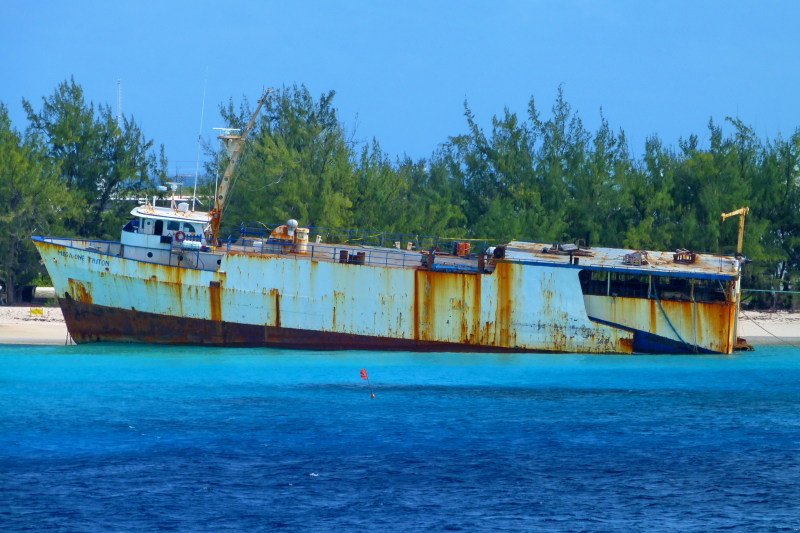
[360,368,368,380]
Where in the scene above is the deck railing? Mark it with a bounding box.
[36,236,483,273]
[237,222,491,256]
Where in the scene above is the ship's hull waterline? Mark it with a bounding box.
[33,237,738,354]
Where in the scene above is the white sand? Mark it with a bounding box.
[0,306,70,345]
[738,310,800,346]
[0,305,797,348]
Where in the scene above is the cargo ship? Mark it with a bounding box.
[31,92,748,354]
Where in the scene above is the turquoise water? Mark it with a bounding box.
[1,345,799,530]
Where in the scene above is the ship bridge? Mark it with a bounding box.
[121,204,211,260]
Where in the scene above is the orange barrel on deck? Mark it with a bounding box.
[455,242,471,257]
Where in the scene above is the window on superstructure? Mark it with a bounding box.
[579,269,729,302]
[167,221,180,231]
[651,276,691,301]
[609,272,650,298]
[694,279,729,303]
[123,219,140,233]
[579,270,607,296]
[578,270,649,298]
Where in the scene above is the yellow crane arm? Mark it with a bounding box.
[720,207,749,255]
[209,89,271,243]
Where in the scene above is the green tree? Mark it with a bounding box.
[750,129,800,296]
[219,86,357,233]
[448,102,554,241]
[0,104,77,302]
[351,140,413,231]
[23,78,163,238]
[203,83,799,305]
[564,113,631,247]
[621,137,676,249]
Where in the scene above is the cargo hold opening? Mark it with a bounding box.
[578,270,730,303]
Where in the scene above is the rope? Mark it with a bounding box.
[740,312,800,349]
[651,283,692,349]
[742,289,800,295]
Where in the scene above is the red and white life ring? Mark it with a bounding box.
[174,230,186,243]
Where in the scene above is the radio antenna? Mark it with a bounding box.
[192,68,208,211]
[116,79,122,127]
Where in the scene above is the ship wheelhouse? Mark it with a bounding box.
[120,203,211,262]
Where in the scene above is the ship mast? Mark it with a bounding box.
[208,89,270,244]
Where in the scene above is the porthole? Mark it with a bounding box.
[147,252,153,258]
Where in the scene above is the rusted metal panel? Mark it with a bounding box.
[57,297,538,351]
[67,278,93,304]
[583,295,736,353]
[34,236,740,354]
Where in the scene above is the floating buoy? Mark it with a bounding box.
[360,368,376,399]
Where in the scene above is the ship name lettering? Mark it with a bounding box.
[58,250,85,262]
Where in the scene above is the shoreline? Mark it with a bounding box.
[1,305,797,348]
[0,306,69,345]
[737,310,800,346]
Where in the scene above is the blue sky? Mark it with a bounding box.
[3,1,798,177]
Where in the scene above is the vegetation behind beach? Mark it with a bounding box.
[1,80,798,307]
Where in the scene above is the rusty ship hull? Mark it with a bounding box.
[32,235,741,354]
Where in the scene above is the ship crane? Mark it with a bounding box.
[208,89,271,244]
[720,206,750,255]
[721,206,751,351]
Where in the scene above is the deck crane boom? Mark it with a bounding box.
[721,206,750,349]
[208,89,271,244]
[720,206,750,255]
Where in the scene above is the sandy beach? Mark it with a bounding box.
[0,305,797,348]
[0,306,70,345]
[737,310,800,346]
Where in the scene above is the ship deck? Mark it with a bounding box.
[233,239,487,273]
[34,236,739,281]
[504,241,739,280]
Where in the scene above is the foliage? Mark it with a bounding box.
[0,104,76,302]
[210,85,800,305]
[23,77,164,239]
[3,80,800,307]
[216,86,357,232]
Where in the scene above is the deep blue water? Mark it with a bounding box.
[1,345,799,531]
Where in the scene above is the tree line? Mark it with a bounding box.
[0,78,164,301]
[1,80,798,307]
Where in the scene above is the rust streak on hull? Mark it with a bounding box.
[209,281,222,322]
[495,262,512,347]
[67,279,93,304]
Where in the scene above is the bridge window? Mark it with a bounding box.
[579,270,728,302]
[123,219,140,233]
[167,221,180,231]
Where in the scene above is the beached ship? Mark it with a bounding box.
[31,93,747,354]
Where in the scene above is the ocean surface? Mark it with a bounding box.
[1,345,799,531]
